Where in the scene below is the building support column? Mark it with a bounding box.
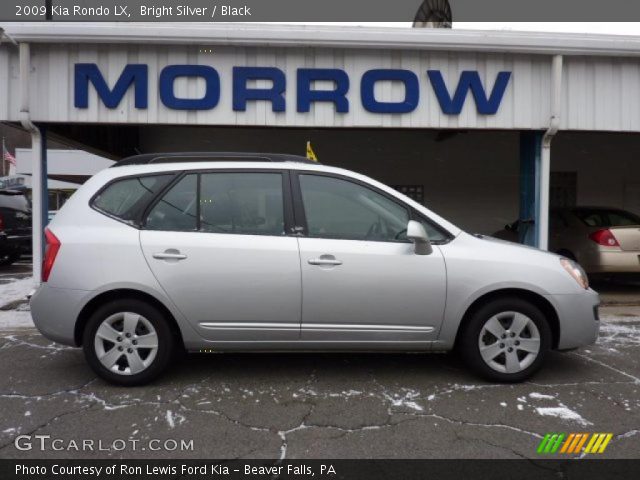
[27,126,47,282]
[19,41,47,281]
[520,55,563,250]
[537,54,563,251]
[519,131,543,247]
[39,125,49,245]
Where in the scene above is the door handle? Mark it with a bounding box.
[152,251,187,260]
[308,255,342,266]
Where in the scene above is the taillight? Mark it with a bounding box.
[0,213,4,231]
[42,228,61,282]
[589,229,620,247]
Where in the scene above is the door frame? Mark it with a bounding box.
[290,170,450,344]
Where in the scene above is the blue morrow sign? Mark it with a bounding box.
[74,64,512,115]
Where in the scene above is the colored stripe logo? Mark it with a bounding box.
[537,433,613,454]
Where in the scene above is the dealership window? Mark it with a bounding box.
[299,174,410,242]
[92,174,173,224]
[199,172,284,236]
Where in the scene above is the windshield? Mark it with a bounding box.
[574,208,640,227]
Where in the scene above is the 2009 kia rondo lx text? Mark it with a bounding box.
[30,153,600,386]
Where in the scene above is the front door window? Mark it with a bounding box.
[299,174,409,242]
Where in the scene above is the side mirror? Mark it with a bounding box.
[406,220,433,255]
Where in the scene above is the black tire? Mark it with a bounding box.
[458,297,552,382]
[83,299,175,386]
[0,252,21,266]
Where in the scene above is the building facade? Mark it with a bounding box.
[1,23,640,278]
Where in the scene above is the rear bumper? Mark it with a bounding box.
[546,289,600,350]
[583,250,640,273]
[30,283,88,346]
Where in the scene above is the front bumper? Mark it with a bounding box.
[30,283,88,346]
[546,289,600,350]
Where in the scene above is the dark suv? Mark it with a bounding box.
[0,189,31,266]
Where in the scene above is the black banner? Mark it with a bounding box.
[3,0,640,22]
[2,460,640,480]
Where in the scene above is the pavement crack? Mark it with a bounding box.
[0,404,93,451]
[570,352,640,383]
[402,412,543,439]
[0,377,98,399]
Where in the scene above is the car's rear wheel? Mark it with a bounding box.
[459,297,551,382]
[83,299,175,386]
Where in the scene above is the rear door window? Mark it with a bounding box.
[92,174,173,224]
[144,171,285,236]
[145,174,198,231]
[199,172,285,236]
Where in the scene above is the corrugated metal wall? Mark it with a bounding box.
[0,42,639,132]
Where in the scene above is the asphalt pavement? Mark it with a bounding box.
[0,305,638,459]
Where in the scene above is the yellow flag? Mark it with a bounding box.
[306,141,318,162]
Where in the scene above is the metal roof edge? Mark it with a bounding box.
[2,22,640,57]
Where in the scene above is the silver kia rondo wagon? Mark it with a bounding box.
[30,152,600,386]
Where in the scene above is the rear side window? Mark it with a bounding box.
[92,174,173,224]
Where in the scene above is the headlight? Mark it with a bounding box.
[560,258,589,290]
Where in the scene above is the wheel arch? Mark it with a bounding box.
[74,288,185,348]
[556,248,577,262]
[454,288,560,350]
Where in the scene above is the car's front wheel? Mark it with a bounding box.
[83,299,175,386]
[459,297,551,382]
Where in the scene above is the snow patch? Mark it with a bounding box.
[597,321,640,346]
[0,311,34,329]
[383,391,424,411]
[165,410,185,429]
[0,277,36,330]
[0,277,36,306]
[529,392,555,400]
[535,406,591,426]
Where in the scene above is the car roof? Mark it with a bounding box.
[112,152,318,167]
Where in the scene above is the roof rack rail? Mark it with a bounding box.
[112,152,319,167]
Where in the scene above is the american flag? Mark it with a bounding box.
[2,143,16,166]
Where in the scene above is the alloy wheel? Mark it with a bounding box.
[477,311,541,374]
[94,312,159,375]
